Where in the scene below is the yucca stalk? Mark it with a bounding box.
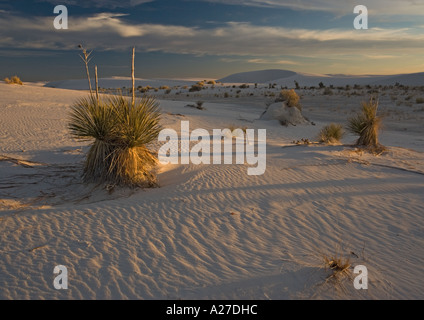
[348,97,382,147]
[78,44,93,94]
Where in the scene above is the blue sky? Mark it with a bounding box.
[1,0,424,81]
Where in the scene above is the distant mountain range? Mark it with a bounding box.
[44,69,424,90]
[218,69,424,87]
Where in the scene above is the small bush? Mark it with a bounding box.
[4,75,23,85]
[139,86,152,93]
[319,123,344,143]
[189,83,203,92]
[416,97,424,104]
[323,87,334,95]
[348,97,382,148]
[279,89,302,111]
[196,101,205,109]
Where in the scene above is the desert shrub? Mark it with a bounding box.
[319,123,344,143]
[207,80,216,85]
[69,95,161,187]
[196,101,205,109]
[4,75,23,85]
[239,84,249,89]
[416,97,424,104]
[159,85,170,90]
[224,92,230,98]
[323,87,334,95]
[348,97,382,148]
[279,89,302,111]
[323,253,351,282]
[319,82,325,89]
[189,83,203,92]
[139,86,152,93]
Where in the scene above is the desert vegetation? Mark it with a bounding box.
[318,123,344,144]
[69,46,161,187]
[4,75,23,85]
[348,97,383,151]
[278,89,302,111]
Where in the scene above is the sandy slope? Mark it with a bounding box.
[0,82,423,299]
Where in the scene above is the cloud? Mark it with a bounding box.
[247,58,299,65]
[39,0,155,9]
[197,0,424,16]
[1,12,424,62]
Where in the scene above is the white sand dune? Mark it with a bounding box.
[218,69,424,87]
[0,81,424,299]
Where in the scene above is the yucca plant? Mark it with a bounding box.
[69,95,161,187]
[69,46,161,187]
[106,95,161,186]
[319,123,344,144]
[348,97,382,148]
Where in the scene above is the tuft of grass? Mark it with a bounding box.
[4,75,23,85]
[319,123,344,144]
[69,95,161,187]
[323,253,351,283]
[279,89,302,111]
[416,97,424,104]
[348,97,382,149]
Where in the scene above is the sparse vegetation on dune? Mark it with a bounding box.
[323,253,351,283]
[4,75,23,85]
[69,46,161,187]
[278,89,302,111]
[348,97,384,152]
[318,123,344,144]
[69,94,161,187]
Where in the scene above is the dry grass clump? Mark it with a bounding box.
[416,97,424,104]
[323,253,351,283]
[319,123,344,144]
[348,97,383,151]
[279,89,302,111]
[189,83,203,92]
[4,75,23,85]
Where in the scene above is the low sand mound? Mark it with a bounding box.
[260,102,310,126]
